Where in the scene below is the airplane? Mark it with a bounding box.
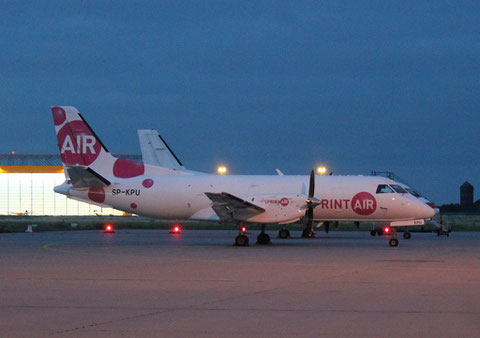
[137,129,444,239]
[51,106,436,247]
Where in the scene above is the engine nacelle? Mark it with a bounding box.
[245,193,306,224]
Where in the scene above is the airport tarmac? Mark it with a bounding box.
[1,230,479,337]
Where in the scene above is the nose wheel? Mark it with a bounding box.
[389,238,399,247]
[388,227,399,247]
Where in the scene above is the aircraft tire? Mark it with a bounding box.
[403,232,411,240]
[377,230,383,236]
[278,229,290,239]
[370,230,376,237]
[389,238,399,247]
[235,234,249,246]
[257,232,271,245]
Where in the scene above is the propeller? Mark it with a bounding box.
[302,170,320,237]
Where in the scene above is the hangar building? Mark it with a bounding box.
[0,154,141,216]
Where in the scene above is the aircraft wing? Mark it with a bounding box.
[66,166,111,189]
[204,192,265,222]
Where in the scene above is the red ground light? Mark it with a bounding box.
[104,224,115,233]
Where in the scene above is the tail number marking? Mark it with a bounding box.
[112,189,141,196]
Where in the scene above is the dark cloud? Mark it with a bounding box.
[0,1,479,203]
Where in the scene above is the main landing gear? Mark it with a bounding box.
[257,224,271,245]
[234,223,249,246]
[234,223,271,246]
[235,233,249,246]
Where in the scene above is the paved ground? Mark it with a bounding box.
[1,230,479,337]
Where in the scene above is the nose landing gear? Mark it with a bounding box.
[388,227,399,247]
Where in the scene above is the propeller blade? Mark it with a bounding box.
[302,169,317,238]
[309,169,315,197]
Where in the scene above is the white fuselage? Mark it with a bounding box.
[57,166,435,223]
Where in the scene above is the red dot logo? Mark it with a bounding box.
[88,187,105,203]
[113,158,145,178]
[52,107,66,126]
[280,198,289,206]
[351,192,377,215]
[142,179,154,188]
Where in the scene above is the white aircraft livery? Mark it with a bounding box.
[52,106,436,247]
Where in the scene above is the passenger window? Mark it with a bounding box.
[376,184,394,193]
[391,185,407,193]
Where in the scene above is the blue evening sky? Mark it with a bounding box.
[0,1,479,204]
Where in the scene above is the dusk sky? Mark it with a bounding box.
[0,1,478,204]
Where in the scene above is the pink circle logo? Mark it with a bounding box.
[88,187,105,203]
[280,198,289,206]
[57,121,101,166]
[142,179,154,188]
[52,107,66,126]
[113,158,145,178]
[351,192,377,215]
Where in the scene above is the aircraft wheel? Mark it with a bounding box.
[257,232,271,245]
[389,238,399,247]
[278,229,290,239]
[403,232,411,240]
[377,230,383,236]
[235,234,249,246]
[370,230,376,237]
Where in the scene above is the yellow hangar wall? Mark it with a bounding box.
[0,166,125,216]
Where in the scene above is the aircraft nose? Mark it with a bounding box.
[418,201,436,218]
[426,202,440,215]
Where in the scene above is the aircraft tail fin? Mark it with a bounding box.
[51,106,145,181]
[138,129,185,170]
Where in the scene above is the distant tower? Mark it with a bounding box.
[460,181,474,208]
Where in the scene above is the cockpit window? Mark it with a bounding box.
[376,184,394,193]
[406,188,421,198]
[391,185,407,193]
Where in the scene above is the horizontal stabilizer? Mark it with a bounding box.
[66,166,111,188]
[205,192,265,222]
